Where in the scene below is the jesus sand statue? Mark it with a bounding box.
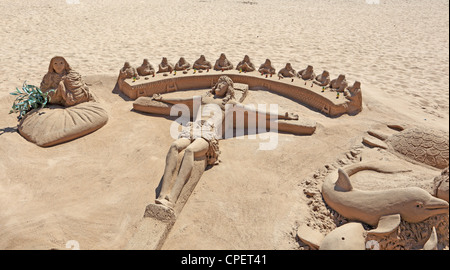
[150,76,299,213]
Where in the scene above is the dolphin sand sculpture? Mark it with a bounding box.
[322,161,449,234]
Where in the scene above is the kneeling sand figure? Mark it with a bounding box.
[329,74,348,92]
[313,70,331,87]
[193,55,212,70]
[157,57,174,73]
[40,56,95,107]
[344,81,363,114]
[214,53,234,71]
[119,61,140,80]
[258,59,276,75]
[150,76,299,214]
[297,65,316,81]
[236,55,256,72]
[137,59,155,76]
[278,63,296,78]
[174,57,191,71]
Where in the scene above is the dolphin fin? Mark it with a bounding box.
[423,227,438,250]
[336,168,353,191]
[368,214,401,236]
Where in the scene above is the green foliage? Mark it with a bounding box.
[9,81,54,120]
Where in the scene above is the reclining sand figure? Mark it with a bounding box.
[151,76,299,210]
[329,74,349,92]
[118,61,140,80]
[236,55,256,72]
[297,65,316,81]
[193,55,212,70]
[137,59,155,76]
[277,63,297,78]
[313,70,331,87]
[174,57,191,71]
[214,53,234,71]
[157,57,174,73]
[258,59,276,75]
[40,56,96,107]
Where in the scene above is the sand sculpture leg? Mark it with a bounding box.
[156,138,209,208]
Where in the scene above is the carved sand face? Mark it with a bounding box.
[244,55,250,62]
[337,74,346,82]
[215,81,229,97]
[162,57,168,64]
[306,65,313,72]
[286,63,292,70]
[264,59,271,66]
[52,57,66,74]
[124,62,131,68]
[322,71,329,78]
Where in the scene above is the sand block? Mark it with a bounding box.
[18,102,108,147]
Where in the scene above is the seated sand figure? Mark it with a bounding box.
[174,57,191,71]
[297,65,316,81]
[193,55,212,70]
[258,59,276,75]
[151,76,299,211]
[344,81,363,114]
[313,70,331,87]
[278,63,297,78]
[329,74,349,92]
[40,56,96,107]
[157,57,174,73]
[214,53,234,71]
[236,55,256,72]
[19,56,108,147]
[137,59,155,76]
[119,62,140,80]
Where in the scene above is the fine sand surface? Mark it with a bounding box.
[0,0,448,250]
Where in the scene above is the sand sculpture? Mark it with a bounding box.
[174,57,191,71]
[434,167,449,202]
[313,70,331,86]
[18,56,108,147]
[137,59,156,76]
[214,53,234,71]
[140,76,303,219]
[297,222,440,250]
[297,65,316,81]
[363,124,449,169]
[277,63,296,78]
[193,55,212,70]
[157,57,174,73]
[321,161,449,230]
[329,74,348,92]
[343,81,363,115]
[40,56,96,107]
[119,62,140,80]
[258,59,276,75]
[236,55,256,72]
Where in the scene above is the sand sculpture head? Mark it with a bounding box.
[48,56,72,75]
[219,53,226,60]
[123,62,131,69]
[285,63,293,70]
[306,65,313,72]
[243,55,250,62]
[178,57,186,64]
[264,59,271,66]
[211,76,235,100]
[161,57,168,65]
[337,74,346,83]
[142,59,150,65]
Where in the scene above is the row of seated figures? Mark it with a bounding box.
[119,54,361,101]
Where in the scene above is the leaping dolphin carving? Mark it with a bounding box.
[322,161,449,233]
